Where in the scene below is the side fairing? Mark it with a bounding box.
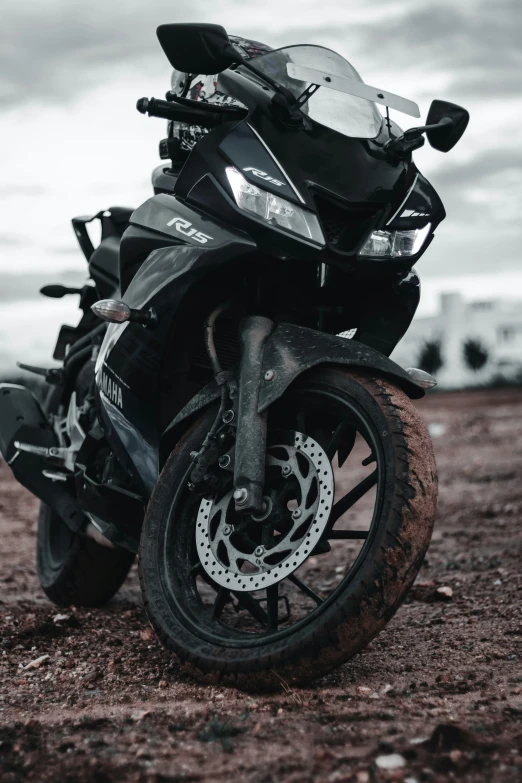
[94,195,256,493]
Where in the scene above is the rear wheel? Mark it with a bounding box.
[139,367,437,686]
[35,369,135,608]
[37,504,135,607]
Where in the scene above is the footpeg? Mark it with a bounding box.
[13,441,65,460]
[43,470,68,482]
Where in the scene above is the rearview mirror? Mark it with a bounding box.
[426,100,469,152]
[156,23,238,75]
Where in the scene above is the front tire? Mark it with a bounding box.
[139,368,437,686]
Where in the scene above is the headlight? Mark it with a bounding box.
[358,224,431,258]
[225,167,324,245]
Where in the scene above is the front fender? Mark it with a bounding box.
[257,323,423,407]
[161,323,423,459]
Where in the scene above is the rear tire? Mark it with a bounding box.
[139,368,437,687]
[37,504,135,607]
[35,370,134,608]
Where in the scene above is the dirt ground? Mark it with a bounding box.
[1,388,521,783]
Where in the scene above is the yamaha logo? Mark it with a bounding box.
[100,372,123,409]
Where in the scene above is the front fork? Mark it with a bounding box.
[232,315,273,514]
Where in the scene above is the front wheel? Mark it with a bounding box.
[139,367,437,686]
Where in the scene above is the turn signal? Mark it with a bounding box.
[92,300,131,323]
[91,300,156,326]
[406,367,437,389]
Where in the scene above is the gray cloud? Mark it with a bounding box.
[0,0,204,105]
[0,235,24,246]
[433,149,522,189]
[275,0,522,101]
[0,186,46,198]
[2,0,520,107]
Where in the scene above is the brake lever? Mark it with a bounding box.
[165,92,248,119]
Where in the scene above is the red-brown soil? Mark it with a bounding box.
[1,388,521,782]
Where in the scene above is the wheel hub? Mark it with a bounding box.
[195,432,335,592]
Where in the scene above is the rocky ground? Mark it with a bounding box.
[0,388,521,782]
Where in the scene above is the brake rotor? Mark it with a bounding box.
[195,431,335,592]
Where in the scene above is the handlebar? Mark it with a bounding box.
[136,97,245,128]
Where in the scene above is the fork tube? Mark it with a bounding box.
[233,315,273,513]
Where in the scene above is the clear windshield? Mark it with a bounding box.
[252,45,383,139]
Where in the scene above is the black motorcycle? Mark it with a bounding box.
[0,24,468,685]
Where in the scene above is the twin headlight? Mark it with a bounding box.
[226,165,430,258]
[358,224,432,258]
[225,167,325,245]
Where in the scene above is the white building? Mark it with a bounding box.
[391,293,522,389]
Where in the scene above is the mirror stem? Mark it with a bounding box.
[404,116,454,140]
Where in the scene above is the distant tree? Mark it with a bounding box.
[417,339,444,375]
[463,338,489,372]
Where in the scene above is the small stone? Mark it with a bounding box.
[159,679,168,688]
[436,586,453,600]
[24,655,49,670]
[356,686,372,697]
[53,614,70,624]
[140,628,154,641]
[131,710,151,722]
[375,753,406,770]
[355,773,370,783]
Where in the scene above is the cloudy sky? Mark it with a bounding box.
[0,0,520,367]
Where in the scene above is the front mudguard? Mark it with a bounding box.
[161,323,423,462]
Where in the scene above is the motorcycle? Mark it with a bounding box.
[0,23,468,685]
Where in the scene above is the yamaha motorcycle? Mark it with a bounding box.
[0,24,468,685]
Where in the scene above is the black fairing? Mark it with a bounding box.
[95,197,257,493]
[172,70,444,275]
[95,65,444,496]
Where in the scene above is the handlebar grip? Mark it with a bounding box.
[136,97,223,128]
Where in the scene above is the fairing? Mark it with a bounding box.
[95,197,256,492]
[95,57,444,493]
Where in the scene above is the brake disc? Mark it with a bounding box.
[195,431,335,592]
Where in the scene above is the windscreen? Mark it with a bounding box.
[252,45,383,139]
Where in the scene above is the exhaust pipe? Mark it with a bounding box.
[0,384,85,532]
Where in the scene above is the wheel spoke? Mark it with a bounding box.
[327,470,378,529]
[296,410,307,434]
[233,591,268,626]
[190,562,204,578]
[212,586,230,619]
[326,530,368,540]
[326,421,347,460]
[266,584,279,631]
[337,426,357,468]
[288,573,324,605]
